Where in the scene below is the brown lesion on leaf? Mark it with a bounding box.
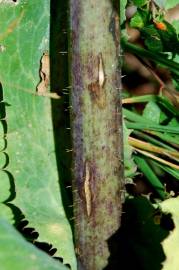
[37,51,50,93]
[88,53,107,109]
[36,52,60,99]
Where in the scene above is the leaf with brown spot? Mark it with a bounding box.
[37,52,60,99]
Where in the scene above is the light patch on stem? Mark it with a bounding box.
[98,52,105,88]
[88,53,106,108]
[84,161,92,217]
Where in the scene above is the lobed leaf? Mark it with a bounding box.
[0,1,76,268]
[0,218,68,270]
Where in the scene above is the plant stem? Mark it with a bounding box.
[69,1,124,269]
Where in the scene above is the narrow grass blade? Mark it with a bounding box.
[134,155,167,199]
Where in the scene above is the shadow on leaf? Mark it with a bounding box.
[50,0,73,227]
[104,196,173,270]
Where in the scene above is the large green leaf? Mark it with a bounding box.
[0,1,76,269]
[0,170,13,223]
[0,218,68,270]
[0,86,13,222]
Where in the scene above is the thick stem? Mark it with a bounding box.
[69,1,124,269]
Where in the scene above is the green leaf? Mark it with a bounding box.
[172,20,179,33]
[141,25,163,52]
[151,160,179,180]
[0,88,13,223]
[141,99,167,123]
[0,218,68,270]
[120,0,128,25]
[0,171,11,203]
[130,9,148,29]
[165,0,179,10]
[143,101,161,124]
[0,2,76,269]
[134,155,167,199]
[121,39,179,77]
[151,130,179,145]
[154,0,166,8]
[123,121,137,179]
[168,117,179,127]
[123,108,179,133]
[0,205,13,223]
[130,11,145,28]
[133,0,148,7]
[158,21,179,55]
[133,130,175,151]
